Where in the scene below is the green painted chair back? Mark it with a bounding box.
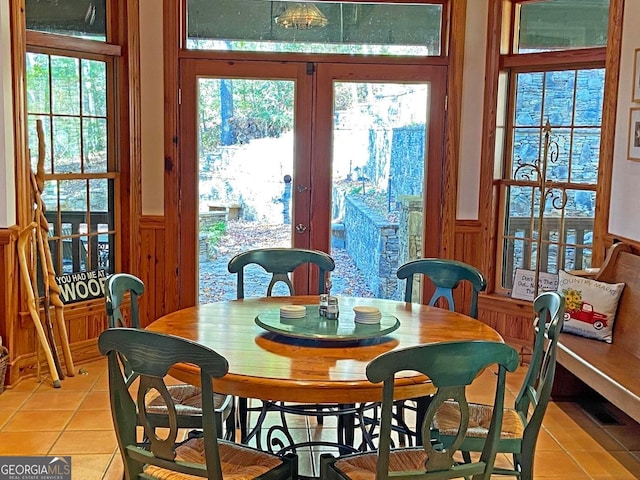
[437,291,565,480]
[321,340,519,480]
[99,328,297,480]
[227,247,335,299]
[512,291,565,476]
[397,259,486,318]
[104,273,145,383]
[99,328,228,479]
[104,273,234,438]
[228,247,336,437]
[105,273,143,328]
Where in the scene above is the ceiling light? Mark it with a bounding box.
[275,3,328,30]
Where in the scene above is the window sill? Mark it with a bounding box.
[478,292,535,315]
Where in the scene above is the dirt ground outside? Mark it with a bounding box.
[198,220,375,304]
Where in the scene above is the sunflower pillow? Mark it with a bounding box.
[557,270,625,343]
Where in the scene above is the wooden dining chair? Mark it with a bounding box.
[105,273,144,329]
[99,328,298,480]
[394,258,487,444]
[227,247,335,299]
[432,291,565,480]
[228,247,339,441]
[320,340,520,480]
[397,258,487,317]
[105,273,234,440]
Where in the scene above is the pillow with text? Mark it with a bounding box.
[558,270,625,343]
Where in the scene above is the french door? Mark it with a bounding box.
[179,59,446,304]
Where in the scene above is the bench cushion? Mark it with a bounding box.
[557,332,640,423]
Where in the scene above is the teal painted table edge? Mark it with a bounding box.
[255,305,400,342]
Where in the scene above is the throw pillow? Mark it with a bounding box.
[557,270,625,343]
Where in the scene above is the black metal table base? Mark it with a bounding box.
[239,397,427,457]
[241,400,383,455]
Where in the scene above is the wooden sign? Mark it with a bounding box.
[510,268,559,301]
[55,269,108,304]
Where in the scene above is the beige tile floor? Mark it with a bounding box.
[0,358,638,479]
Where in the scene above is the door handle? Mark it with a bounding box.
[295,224,307,233]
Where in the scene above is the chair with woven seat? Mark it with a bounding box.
[99,328,298,480]
[433,291,565,480]
[320,340,520,480]
[227,247,338,443]
[105,273,234,440]
[394,258,487,444]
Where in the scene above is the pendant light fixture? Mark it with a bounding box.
[275,3,328,30]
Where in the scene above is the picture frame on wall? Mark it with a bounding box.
[628,108,640,161]
[634,48,640,102]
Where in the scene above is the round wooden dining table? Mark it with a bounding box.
[146,295,503,404]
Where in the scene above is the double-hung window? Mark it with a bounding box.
[496,0,609,292]
[25,0,117,277]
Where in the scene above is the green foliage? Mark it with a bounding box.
[26,52,109,177]
[205,221,227,246]
[198,77,294,156]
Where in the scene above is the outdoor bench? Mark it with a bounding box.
[552,242,640,424]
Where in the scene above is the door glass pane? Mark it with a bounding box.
[197,78,295,303]
[187,0,442,56]
[330,82,429,300]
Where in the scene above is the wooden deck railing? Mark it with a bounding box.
[44,211,113,275]
[503,216,593,288]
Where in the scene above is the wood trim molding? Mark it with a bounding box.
[455,219,482,233]
[500,48,606,69]
[441,0,466,259]
[10,0,29,229]
[477,0,504,292]
[26,31,121,56]
[593,0,624,266]
[178,49,450,66]
[0,227,17,246]
[9,339,100,388]
[140,215,166,229]
[121,0,143,276]
[163,0,181,311]
[0,227,19,371]
[140,215,166,326]
[607,234,640,252]
[7,0,31,384]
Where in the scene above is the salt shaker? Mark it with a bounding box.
[326,296,339,319]
[319,294,329,317]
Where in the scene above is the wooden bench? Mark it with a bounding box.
[553,242,640,424]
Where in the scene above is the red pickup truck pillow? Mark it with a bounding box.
[558,270,625,343]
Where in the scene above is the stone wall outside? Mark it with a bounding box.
[397,195,423,302]
[342,196,395,298]
[343,194,424,300]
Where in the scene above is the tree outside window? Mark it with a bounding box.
[26,51,115,276]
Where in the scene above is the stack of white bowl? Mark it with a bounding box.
[279,305,307,319]
[353,306,382,324]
